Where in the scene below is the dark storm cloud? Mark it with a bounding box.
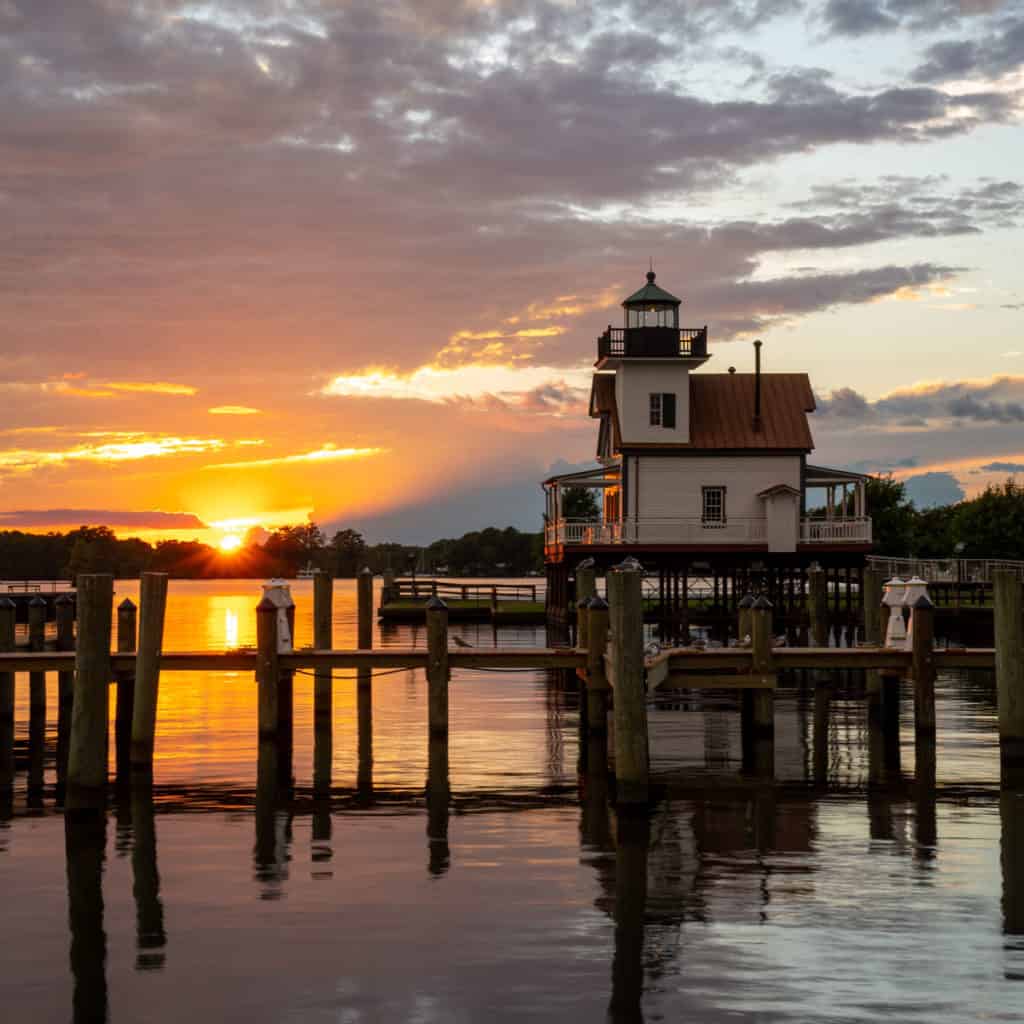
[817,376,1024,424]
[823,0,1008,37]
[913,13,1024,82]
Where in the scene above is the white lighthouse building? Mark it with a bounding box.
[542,270,871,619]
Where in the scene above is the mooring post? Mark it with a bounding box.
[750,596,775,735]
[55,592,75,788]
[67,574,114,810]
[910,594,936,735]
[357,566,374,790]
[27,595,47,794]
[737,593,755,645]
[312,570,333,795]
[426,597,449,737]
[608,561,648,806]
[313,570,333,715]
[382,568,396,605]
[864,569,885,698]
[129,573,168,771]
[577,595,591,653]
[809,567,828,647]
[995,571,1024,785]
[256,594,280,739]
[115,597,137,778]
[0,597,15,793]
[586,597,611,734]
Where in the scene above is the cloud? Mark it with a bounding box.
[823,0,1007,38]
[209,405,262,415]
[205,444,386,470]
[978,461,1024,472]
[105,381,198,395]
[903,471,967,508]
[0,508,207,529]
[42,378,198,398]
[913,13,1024,83]
[0,436,226,474]
[817,375,1024,425]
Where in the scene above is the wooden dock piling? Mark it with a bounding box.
[911,595,937,734]
[809,567,829,647]
[608,563,648,805]
[129,573,168,771]
[737,593,754,644]
[585,597,610,734]
[55,592,75,788]
[28,595,47,793]
[749,597,775,735]
[864,569,885,698]
[256,595,280,739]
[426,598,449,737]
[313,571,333,795]
[995,571,1024,784]
[0,597,15,793]
[67,574,113,809]
[116,598,137,777]
[357,567,374,794]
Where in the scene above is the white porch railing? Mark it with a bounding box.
[545,515,872,547]
[799,517,873,544]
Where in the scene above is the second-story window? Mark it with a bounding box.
[649,392,676,428]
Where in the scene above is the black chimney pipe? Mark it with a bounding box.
[753,339,763,431]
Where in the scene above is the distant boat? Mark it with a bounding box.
[297,563,317,579]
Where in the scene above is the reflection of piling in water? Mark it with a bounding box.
[608,811,649,1024]
[915,735,937,860]
[426,735,450,876]
[131,781,167,969]
[1001,789,1024,935]
[812,685,830,787]
[254,739,291,897]
[867,709,897,841]
[65,813,108,1024]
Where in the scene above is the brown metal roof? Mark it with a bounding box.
[687,373,815,451]
[593,372,816,453]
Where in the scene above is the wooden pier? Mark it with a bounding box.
[2,565,1024,814]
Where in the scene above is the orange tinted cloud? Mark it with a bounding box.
[209,405,262,415]
[0,436,226,473]
[204,444,386,470]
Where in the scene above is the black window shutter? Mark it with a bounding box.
[662,392,676,429]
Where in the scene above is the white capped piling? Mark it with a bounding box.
[910,594,936,734]
[608,559,648,805]
[883,578,908,648]
[115,597,137,776]
[995,571,1024,780]
[129,573,168,770]
[0,597,15,791]
[426,597,449,737]
[67,574,113,805]
[586,596,611,734]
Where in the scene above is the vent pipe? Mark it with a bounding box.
[753,339,763,431]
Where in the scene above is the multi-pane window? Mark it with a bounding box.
[702,486,726,526]
[648,392,676,428]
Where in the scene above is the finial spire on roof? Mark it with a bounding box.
[646,257,656,284]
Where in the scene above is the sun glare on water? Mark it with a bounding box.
[219,533,243,552]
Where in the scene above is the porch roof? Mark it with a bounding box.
[805,464,869,485]
[542,464,620,489]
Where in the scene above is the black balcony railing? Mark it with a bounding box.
[597,325,708,360]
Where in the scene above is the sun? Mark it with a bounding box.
[218,533,243,552]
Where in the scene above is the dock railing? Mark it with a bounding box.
[388,579,540,603]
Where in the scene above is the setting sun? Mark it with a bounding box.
[218,533,242,552]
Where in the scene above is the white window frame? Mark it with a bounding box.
[702,486,726,527]
[649,392,662,426]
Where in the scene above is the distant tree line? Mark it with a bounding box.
[0,523,544,580]
[867,477,1024,559]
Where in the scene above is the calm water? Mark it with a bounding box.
[2,578,1023,1021]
